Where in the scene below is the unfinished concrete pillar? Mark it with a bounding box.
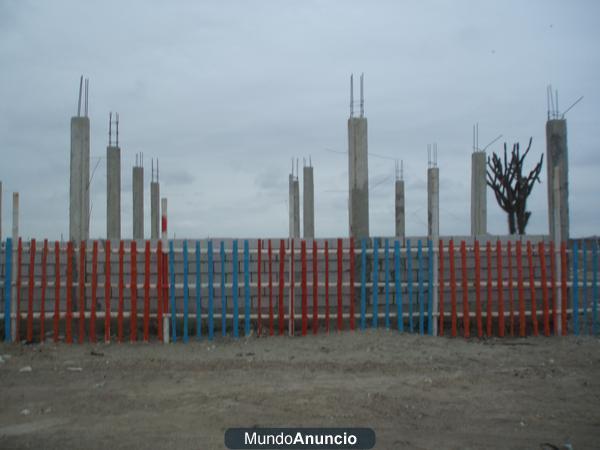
[288,174,295,238]
[107,145,121,240]
[69,116,90,243]
[427,166,439,238]
[132,156,144,240]
[293,178,300,238]
[470,151,487,236]
[546,119,569,242]
[348,116,369,238]
[303,164,315,239]
[150,159,160,240]
[395,178,405,240]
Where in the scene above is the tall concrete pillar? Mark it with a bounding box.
[348,117,369,239]
[395,178,405,240]
[11,192,18,243]
[427,167,439,238]
[470,151,487,236]
[69,116,90,242]
[546,119,569,242]
[107,145,121,240]
[303,165,315,239]
[288,174,295,238]
[151,181,160,240]
[132,163,144,240]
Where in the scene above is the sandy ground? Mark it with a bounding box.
[0,331,599,450]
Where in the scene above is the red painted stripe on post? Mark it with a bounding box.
[301,240,307,336]
[157,240,163,341]
[560,242,568,336]
[53,241,60,343]
[439,239,445,336]
[257,239,262,337]
[448,239,457,337]
[118,241,124,343]
[130,240,137,342]
[526,241,539,336]
[40,240,48,343]
[312,240,318,334]
[460,241,470,338]
[549,241,558,335]
[144,241,150,342]
[486,241,493,337]
[507,241,515,337]
[290,240,295,335]
[337,238,343,332]
[66,241,73,344]
[325,241,330,333]
[16,238,22,342]
[516,241,525,337]
[91,241,98,343]
[78,241,86,344]
[268,240,273,336]
[278,239,285,335]
[474,240,482,338]
[105,240,111,343]
[349,237,356,331]
[27,239,36,342]
[538,242,550,336]
[496,240,504,337]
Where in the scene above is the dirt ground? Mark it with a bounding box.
[0,331,598,450]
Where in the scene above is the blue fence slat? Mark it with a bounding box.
[394,240,403,332]
[593,242,598,336]
[4,238,12,342]
[427,239,433,336]
[372,238,379,328]
[232,240,239,338]
[384,239,390,329]
[183,240,189,343]
[573,241,579,336]
[208,240,214,340]
[582,242,588,334]
[406,239,413,332]
[169,241,176,342]
[244,240,250,336]
[195,241,202,339]
[220,241,227,337]
[417,240,424,335]
[360,239,367,330]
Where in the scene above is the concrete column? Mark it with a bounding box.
[69,117,90,243]
[303,166,315,239]
[427,167,439,238]
[293,178,300,238]
[288,174,295,238]
[395,179,405,241]
[470,151,487,236]
[150,181,160,240]
[11,192,18,341]
[546,119,569,242]
[348,117,369,239]
[106,146,121,240]
[132,166,144,240]
[160,197,169,343]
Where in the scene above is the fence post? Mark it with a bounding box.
[372,238,379,329]
[183,240,189,343]
[207,240,214,340]
[169,240,176,342]
[384,239,390,330]
[395,239,403,332]
[572,241,579,336]
[417,240,424,335]
[3,238,12,342]
[195,241,201,340]
[360,239,366,331]
[232,240,239,339]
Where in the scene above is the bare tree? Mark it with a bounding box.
[486,138,543,234]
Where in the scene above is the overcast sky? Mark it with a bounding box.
[1,0,599,240]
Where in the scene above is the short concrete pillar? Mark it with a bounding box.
[546,119,569,242]
[470,151,487,236]
[395,179,405,241]
[348,117,369,239]
[132,166,144,240]
[427,167,439,238]
[303,166,314,239]
[69,116,90,243]
[150,181,160,240]
[106,146,121,240]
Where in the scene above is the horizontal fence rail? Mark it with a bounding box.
[0,237,598,343]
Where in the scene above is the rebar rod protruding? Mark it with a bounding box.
[350,74,354,118]
[360,73,364,117]
[116,113,119,147]
[77,75,83,117]
[108,112,112,146]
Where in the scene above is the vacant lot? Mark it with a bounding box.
[0,331,598,449]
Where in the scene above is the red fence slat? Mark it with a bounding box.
[144,241,150,342]
[301,240,307,336]
[460,241,470,338]
[474,240,482,338]
[337,238,343,332]
[268,240,273,336]
[325,241,330,333]
[91,241,98,343]
[257,239,262,337]
[53,241,60,343]
[27,239,36,342]
[560,242,568,336]
[549,241,558,335]
[312,240,318,334]
[78,241,86,344]
[131,241,137,342]
[449,239,457,337]
[40,239,48,343]
[538,241,550,336]
[157,240,163,341]
[486,241,492,337]
[516,241,525,337]
[66,241,73,344]
[507,241,514,337]
[496,240,504,337]
[118,241,124,342]
[526,241,539,336]
[16,238,22,342]
[105,240,111,343]
[349,237,355,331]
[439,239,445,336]
[278,239,285,335]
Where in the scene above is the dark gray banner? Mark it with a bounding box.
[224,428,375,449]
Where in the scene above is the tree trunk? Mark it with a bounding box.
[508,212,517,234]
